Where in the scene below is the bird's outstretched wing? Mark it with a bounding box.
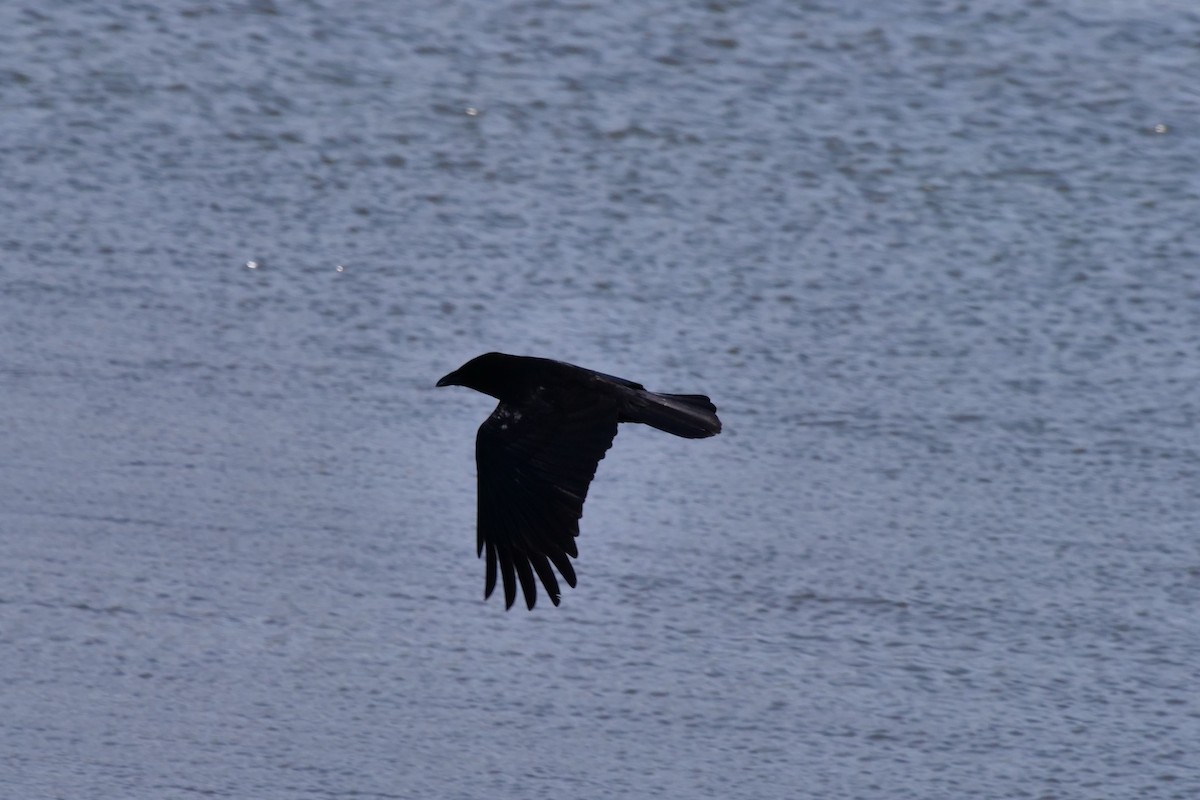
[475,391,619,609]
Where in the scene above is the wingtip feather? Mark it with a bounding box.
[483,540,498,600]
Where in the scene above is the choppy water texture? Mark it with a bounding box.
[3,1,1199,798]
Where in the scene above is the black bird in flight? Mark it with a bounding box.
[437,352,722,610]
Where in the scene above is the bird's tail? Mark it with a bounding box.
[625,391,722,439]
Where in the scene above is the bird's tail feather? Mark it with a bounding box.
[625,391,722,439]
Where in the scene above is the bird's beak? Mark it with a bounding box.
[436,370,458,388]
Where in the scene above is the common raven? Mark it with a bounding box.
[437,352,721,610]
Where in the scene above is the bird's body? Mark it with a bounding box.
[437,352,721,609]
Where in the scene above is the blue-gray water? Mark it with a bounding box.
[3,2,1198,798]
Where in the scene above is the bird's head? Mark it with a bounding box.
[436,352,512,398]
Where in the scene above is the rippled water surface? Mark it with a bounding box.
[3,2,1199,798]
